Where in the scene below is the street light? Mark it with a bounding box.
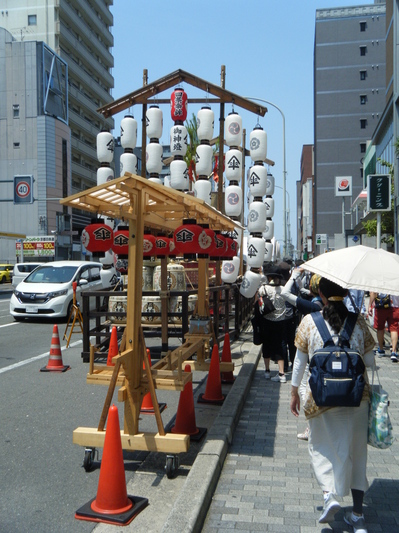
[246,97,287,257]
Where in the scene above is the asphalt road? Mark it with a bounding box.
[0,285,207,532]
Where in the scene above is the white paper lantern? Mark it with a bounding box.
[266,172,275,196]
[197,106,214,141]
[148,177,162,184]
[240,269,261,298]
[247,200,267,232]
[248,164,267,196]
[225,148,242,181]
[264,197,275,218]
[194,179,212,203]
[225,112,242,147]
[120,152,138,176]
[170,159,189,190]
[97,131,114,163]
[146,105,163,139]
[221,256,240,284]
[232,226,243,246]
[225,184,243,217]
[97,165,114,185]
[195,143,213,177]
[263,220,274,240]
[264,241,273,262]
[121,115,137,149]
[249,126,267,162]
[146,142,163,174]
[170,125,188,156]
[247,236,266,268]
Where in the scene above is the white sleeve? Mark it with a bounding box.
[291,348,308,387]
[281,277,299,307]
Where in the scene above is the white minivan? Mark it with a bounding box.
[10,260,117,320]
[12,262,44,288]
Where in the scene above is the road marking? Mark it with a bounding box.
[0,340,82,374]
[0,322,19,329]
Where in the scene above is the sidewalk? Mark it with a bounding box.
[202,329,399,533]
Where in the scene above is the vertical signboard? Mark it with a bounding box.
[367,174,391,211]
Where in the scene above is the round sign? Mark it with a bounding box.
[16,181,30,198]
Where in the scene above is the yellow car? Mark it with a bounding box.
[0,264,14,283]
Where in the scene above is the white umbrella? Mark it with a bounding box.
[302,245,399,296]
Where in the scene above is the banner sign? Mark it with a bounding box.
[15,236,55,257]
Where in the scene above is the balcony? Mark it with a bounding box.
[61,0,113,50]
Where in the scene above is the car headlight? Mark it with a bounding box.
[14,290,22,300]
[47,289,69,299]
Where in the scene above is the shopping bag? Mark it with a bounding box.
[368,366,394,449]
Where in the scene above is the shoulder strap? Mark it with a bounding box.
[311,312,334,346]
[339,312,358,346]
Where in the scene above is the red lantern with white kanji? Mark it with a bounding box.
[209,232,227,260]
[154,235,171,258]
[112,226,129,258]
[82,222,113,253]
[170,88,188,123]
[173,219,202,259]
[143,234,156,257]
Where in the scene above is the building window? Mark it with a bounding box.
[360,46,367,56]
[360,167,364,179]
[13,142,20,148]
[360,94,367,105]
[360,70,367,80]
[360,119,367,129]
[360,143,366,153]
[13,105,20,118]
[28,14,37,26]
[360,21,366,32]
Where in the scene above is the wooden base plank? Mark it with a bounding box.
[73,427,190,453]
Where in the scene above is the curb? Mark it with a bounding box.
[161,339,262,533]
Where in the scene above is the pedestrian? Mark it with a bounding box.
[290,277,375,531]
[368,292,398,361]
[281,269,324,441]
[257,265,288,383]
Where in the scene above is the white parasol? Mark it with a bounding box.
[302,245,399,296]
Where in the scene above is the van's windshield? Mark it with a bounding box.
[24,266,78,284]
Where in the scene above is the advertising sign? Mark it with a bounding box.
[16,236,55,257]
[367,174,391,211]
[334,176,352,197]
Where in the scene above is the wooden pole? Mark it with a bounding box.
[141,69,148,178]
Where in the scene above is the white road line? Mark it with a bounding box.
[0,322,18,329]
[0,340,82,374]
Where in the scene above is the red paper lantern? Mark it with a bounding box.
[173,219,202,259]
[81,223,113,253]
[154,235,171,258]
[224,236,236,260]
[197,225,215,258]
[112,226,129,258]
[209,232,227,259]
[143,234,156,257]
[170,88,188,123]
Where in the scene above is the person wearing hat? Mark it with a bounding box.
[290,277,375,531]
[257,265,289,383]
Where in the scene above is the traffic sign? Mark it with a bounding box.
[14,175,33,204]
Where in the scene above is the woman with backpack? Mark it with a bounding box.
[290,277,375,532]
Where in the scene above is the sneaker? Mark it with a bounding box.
[271,373,287,383]
[374,348,385,357]
[264,370,271,380]
[391,352,398,363]
[344,511,368,532]
[297,427,309,441]
[319,492,340,523]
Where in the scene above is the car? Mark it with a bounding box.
[10,260,118,320]
[12,262,44,288]
[0,264,14,283]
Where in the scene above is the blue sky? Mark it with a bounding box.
[109,0,375,251]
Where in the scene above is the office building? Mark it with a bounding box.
[314,1,386,251]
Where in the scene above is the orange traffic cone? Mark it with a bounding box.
[171,365,206,441]
[75,404,148,525]
[221,333,235,384]
[106,326,118,367]
[141,349,167,414]
[40,325,70,372]
[198,344,225,405]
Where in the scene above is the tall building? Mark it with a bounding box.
[298,144,314,258]
[1,0,114,234]
[314,1,386,252]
